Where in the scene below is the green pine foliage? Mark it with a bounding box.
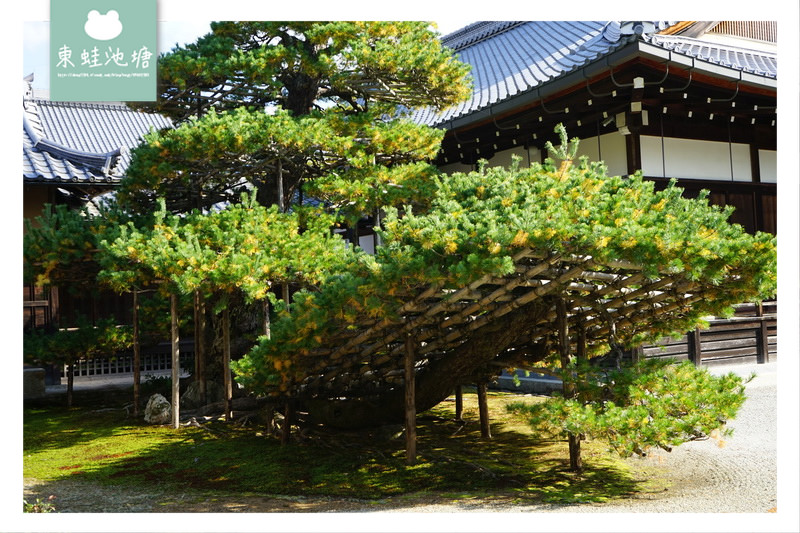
[98,192,356,301]
[507,359,750,458]
[119,107,445,218]
[233,129,776,397]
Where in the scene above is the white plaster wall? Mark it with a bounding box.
[758,149,777,183]
[358,234,376,255]
[641,135,752,181]
[574,133,628,177]
[485,145,540,169]
[439,161,475,174]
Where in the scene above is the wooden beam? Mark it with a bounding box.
[405,335,417,465]
[170,293,180,430]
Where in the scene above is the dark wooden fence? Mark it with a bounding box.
[642,301,777,366]
[57,301,777,382]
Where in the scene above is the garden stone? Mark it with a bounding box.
[144,393,171,424]
[180,380,225,409]
[23,368,46,399]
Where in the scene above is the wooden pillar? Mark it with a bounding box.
[132,289,141,417]
[263,299,271,340]
[631,345,643,364]
[454,385,463,422]
[170,293,180,429]
[404,335,417,465]
[282,284,291,312]
[477,381,491,439]
[757,302,770,364]
[689,328,703,366]
[373,209,383,250]
[222,306,233,421]
[625,133,642,175]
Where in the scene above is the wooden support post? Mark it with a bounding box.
[66,362,74,408]
[576,323,587,401]
[557,298,581,472]
[404,335,417,465]
[222,306,233,421]
[196,291,207,405]
[757,302,770,364]
[170,293,180,429]
[477,381,491,439]
[281,401,294,445]
[689,328,703,366]
[133,289,141,417]
[454,385,463,422]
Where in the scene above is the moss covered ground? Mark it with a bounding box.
[23,387,664,511]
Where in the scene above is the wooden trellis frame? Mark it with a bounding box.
[271,247,709,404]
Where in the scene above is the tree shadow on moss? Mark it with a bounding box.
[24,393,646,510]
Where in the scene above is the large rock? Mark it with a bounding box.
[180,380,225,409]
[23,368,46,399]
[144,394,171,424]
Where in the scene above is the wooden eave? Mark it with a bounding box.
[436,49,777,166]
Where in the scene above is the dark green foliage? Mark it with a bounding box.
[120,21,472,215]
[23,315,132,368]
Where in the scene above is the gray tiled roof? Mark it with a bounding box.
[644,33,777,78]
[412,21,777,128]
[23,97,172,185]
